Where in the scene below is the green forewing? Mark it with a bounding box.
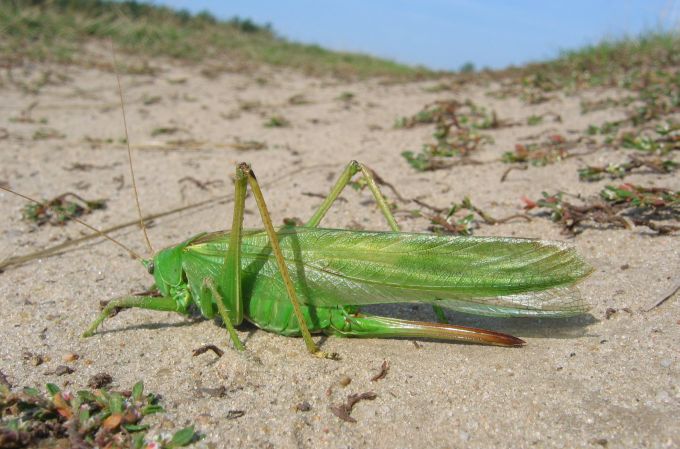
[184,228,593,317]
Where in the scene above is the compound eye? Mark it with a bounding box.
[147,261,155,274]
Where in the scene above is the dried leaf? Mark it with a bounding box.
[371,360,390,382]
[102,413,122,431]
[330,392,377,423]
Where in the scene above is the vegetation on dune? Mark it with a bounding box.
[0,0,431,79]
[488,31,680,98]
[2,0,678,80]
[395,30,679,235]
[2,1,678,82]
[535,32,680,87]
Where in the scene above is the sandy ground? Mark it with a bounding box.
[0,59,678,449]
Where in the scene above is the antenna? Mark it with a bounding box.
[110,40,154,255]
[0,185,143,261]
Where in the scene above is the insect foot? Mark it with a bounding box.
[315,350,341,360]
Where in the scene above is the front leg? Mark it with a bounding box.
[82,295,183,337]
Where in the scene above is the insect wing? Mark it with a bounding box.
[188,228,593,317]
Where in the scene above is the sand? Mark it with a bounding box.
[0,58,678,449]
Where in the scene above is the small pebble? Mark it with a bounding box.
[63,353,79,362]
[295,401,312,412]
[22,351,44,366]
[195,413,212,426]
[226,410,245,420]
[87,373,113,389]
[591,437,608,447]
[339,375,352,387]
[54,365,74,376]
[660,359,672,368]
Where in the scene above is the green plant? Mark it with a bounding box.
[0,381,199,449]
[502,134,577,166]
[526,115,543,126]
[578,157,677,181]
[398,100,496,171]
[523,186,679,234]
[22,193,107,226]
[264,115,290,128]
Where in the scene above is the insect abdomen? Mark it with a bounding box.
[244,294,336,336]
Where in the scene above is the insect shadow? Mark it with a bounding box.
[362,303,598,340]
[93,316,199,335]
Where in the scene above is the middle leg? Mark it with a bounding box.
[305,160,398,230]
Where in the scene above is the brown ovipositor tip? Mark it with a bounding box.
[495,333,526,347]
[456,325,526,347]
[404,319,526,347]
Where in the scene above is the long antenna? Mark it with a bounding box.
[0,186,143,261]
[0,162,335,272]
[110,41,154,255]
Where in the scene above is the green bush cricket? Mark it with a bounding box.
[79,158,592,358]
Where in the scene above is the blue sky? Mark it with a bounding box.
[155,0,678,70]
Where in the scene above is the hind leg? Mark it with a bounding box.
[236,163,337,359]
